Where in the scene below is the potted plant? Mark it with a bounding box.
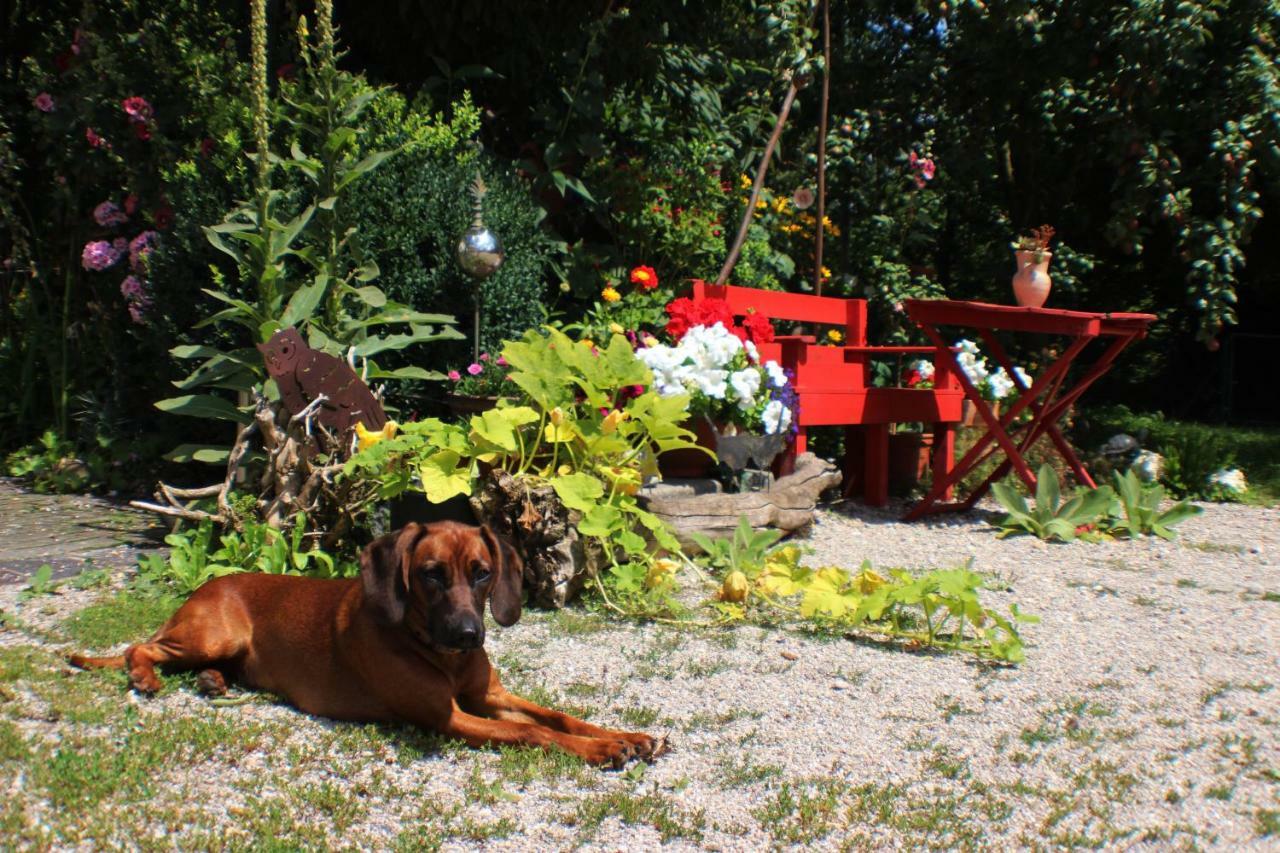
[444,352,513,417]
[950,340,1031,426]
[636,301,797,479]
[345,327,701,608]
[1011,224,1055,308]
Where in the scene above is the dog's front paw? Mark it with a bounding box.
[582,737,640,769]
[619,731,669,761]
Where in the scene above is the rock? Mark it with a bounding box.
[638,453,842,549]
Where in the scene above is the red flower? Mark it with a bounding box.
[123,194,139,215]
[630,265,659,291]
[133,123,152,141]
[121,96,154,123]
[742,311,775,345]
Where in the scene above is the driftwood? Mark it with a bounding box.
[132,390,372,547]
[469,469,605,609]
[638,452,842,549]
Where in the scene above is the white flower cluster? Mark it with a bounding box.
[910,359,935,380]
[953,339,1030,401]
[1208,467,1248,494]
[637,322,793,434]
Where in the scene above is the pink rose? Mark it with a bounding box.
[447,370,461,381]
[496,356,508,367]
[33,92,54,113]
[479,353,489,361]
[467,363,483,376]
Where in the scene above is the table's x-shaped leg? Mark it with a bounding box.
[904,324,1138,520]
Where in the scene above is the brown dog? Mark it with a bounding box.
[70,522,660,767]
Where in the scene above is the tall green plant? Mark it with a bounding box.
[158,4,461,434]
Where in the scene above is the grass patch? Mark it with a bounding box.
[495,742,591,787]
[1257,809,1280,837]
[0,719,28,763]
[715,752,782,788]
[616,705,660,728]
[752,780,846,845]
[60,590,182,650]
[571,789,705,842]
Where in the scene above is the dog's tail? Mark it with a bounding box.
[68,653,125,670]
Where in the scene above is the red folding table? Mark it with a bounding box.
[902,299,1157,521]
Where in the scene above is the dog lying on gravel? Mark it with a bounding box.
[70,522,662,768]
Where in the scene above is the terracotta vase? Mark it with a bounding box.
[657,418,719,479]
[961,399,1001,427]
[888,432,934,496]
[1011,249,1052,308]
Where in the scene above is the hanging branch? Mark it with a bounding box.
[715,72,802,286]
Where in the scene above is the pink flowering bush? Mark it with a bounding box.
[81,240,122,271]
[447,352,512,397]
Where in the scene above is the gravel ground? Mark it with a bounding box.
[2,498,1278,850]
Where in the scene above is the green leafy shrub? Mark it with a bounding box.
[137,514,356,597]
[1161,425,1238,501]
[347,90,556,364]
[991,464,1114,543]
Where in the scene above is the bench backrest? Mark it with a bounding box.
[691,282,868,346]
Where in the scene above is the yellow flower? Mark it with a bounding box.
[773,197,789,214]
[601,409,629,434]
[800,213,816,226]
[355,420,398,452]
[642,335,659,348]
[821,266,832,280]
[755,198,768,210]
[559,281,572,293]
[739,173,752,190]
[646,557,679,589]
[601,286,621,303]
[581,338,595,349]
[827,329,844,344]
[719,570,749,603]
[609,322,625,335]
[549,406,566,426]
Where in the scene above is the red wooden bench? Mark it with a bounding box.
[689,282,964,505]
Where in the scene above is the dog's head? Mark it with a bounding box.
[359,521,523,651]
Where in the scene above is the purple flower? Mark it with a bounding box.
[112,237,128,253]
[447,370,461,381]
[466,363,483,376]
[33,92,54,113]
[94,200,128,227]
[81,240,121,271]
[127,303,147,324]
[129,230,159,271]
[120,275,145,299]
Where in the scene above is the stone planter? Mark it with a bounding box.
[445,393,502,419]
[657,417,719,479]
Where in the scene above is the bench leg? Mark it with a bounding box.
[864,424,889,506]
[932,423,955,502]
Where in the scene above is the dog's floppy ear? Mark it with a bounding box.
[481,525,523,627]
[360,524,423,625]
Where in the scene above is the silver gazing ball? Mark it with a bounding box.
[456,225,505,279]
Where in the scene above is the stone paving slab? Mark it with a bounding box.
[0,478,165,585]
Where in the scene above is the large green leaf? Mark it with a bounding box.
[164,444,231,464]
[550,472,605,513]
[418,450,471,502]
[280,279,328,327]
[155,394,251,424]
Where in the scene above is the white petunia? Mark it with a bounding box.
[911,359,935,380]
[743,339,759,363]
[729,368,762,407]
[762,399,787,434]
[764,360,788,388]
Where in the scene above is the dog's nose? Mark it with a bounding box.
[455,624,481,648]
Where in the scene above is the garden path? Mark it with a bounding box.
[0,478,161,586]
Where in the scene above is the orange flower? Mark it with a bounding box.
[630,265,659,291]
[601,286,621,303]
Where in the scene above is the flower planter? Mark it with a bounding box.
[888,432,934,496]
[657,418,719,479]
[1011,249,1053,308]
[445,393,502,418]
[961,399,1001,428]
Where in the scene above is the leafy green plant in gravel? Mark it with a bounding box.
[991,464,1114,543]
[137,513,356,596]
[1106,469,1203,540]
[345,326,702,616]
[707,543,1035,663]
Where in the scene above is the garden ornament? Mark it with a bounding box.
[455,175,505,362]
[1100,433,1141,469]
[258,327,386,434]
[68,522,664,768]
